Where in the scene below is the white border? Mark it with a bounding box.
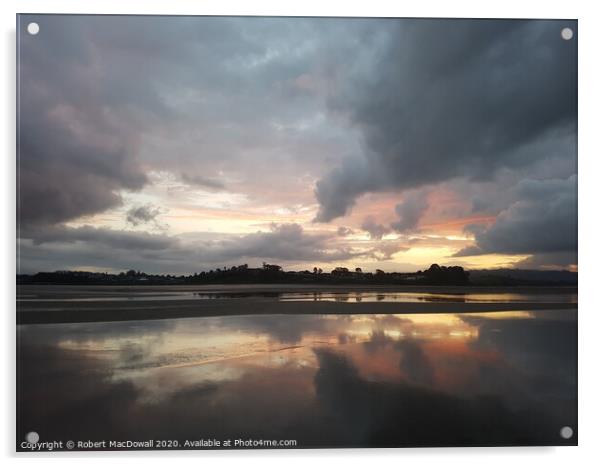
[3,1,602,464]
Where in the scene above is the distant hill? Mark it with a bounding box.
[469,268,577,286]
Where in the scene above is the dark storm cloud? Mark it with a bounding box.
[516,252,577,270]
[361,216,390,240]
[454,176,576,265]
[17,95,148,226]
[126,204,162,227]
[361,191,429,239]
[391,191,429,233]
[315,19,577,222]
[29,225,177,251]
[18,16,151,226]
[19,14,251,226]
[18,15,379,231]
[15,16,331,225]
[17,15,577,272]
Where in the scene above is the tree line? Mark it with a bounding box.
[17,263,471,286]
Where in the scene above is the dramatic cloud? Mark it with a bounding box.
[28,225,177,251]
[201,223,359,263]
[17,97,148,226]
[18,18,150,226]
[126,205,162,227]
[391,191,429,233]
[18,223,364,273]
[516,252,578,270]
[361,216,390,240]
[455,176,577,266]
[17,15,362,227]
[17,16,577,272]
[315,19,577,222]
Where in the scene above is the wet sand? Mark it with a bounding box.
[17,284,577,325]
[18,283,577,299]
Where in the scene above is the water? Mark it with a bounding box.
[17,307,577,448]
[17,290,578,303]
[279,291,577,303]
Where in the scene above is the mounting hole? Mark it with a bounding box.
[561,27,573,41]
[560,426,573,439]
[27,22,40,35]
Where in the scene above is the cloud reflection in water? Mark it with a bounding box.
[18,309,576,447]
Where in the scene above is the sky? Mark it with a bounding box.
[17,15,577,274]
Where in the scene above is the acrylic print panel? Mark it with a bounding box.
[16,15,577,451]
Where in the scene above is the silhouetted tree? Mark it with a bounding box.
[263,262,282,272]
[423,264,469,285]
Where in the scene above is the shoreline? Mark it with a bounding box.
[17,299,577,325]
[17,283,578,298]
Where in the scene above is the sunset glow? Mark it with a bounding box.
[17,16,577,274]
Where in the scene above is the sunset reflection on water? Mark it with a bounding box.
[18,309,577,448]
